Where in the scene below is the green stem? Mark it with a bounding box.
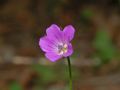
[67,57,72,90]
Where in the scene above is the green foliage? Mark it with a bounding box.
[32,64,79,84]
[32,64,57,83]
[93,30,116,63]
[9,82,22,90]
[82,9,93,19]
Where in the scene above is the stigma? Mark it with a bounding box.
[57,43,68,55]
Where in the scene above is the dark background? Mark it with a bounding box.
[0,0,120,90]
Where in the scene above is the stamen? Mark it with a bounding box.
[57,43,68,55]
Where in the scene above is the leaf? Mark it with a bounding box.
[81,9,93,19]
[93,29,116,63]
[32,64,56,83]
[9,82,22,90]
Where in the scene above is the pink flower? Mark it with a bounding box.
[39,24,75,62]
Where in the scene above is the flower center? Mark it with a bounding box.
[57,43,68,55]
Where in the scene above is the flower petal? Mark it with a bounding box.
[63,43,73,57]
[63,25,75,41]
[46,24,63,42]
[45,52,62,62]
[39,36,56,52]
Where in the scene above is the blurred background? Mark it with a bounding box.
[0,0,120,90]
